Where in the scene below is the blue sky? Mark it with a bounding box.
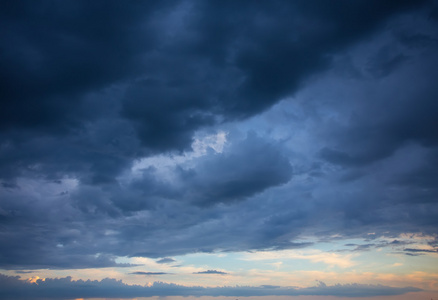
[1,1,438,299]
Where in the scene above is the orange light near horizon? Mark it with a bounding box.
[26,276,45,284]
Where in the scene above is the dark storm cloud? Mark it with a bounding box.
[0,0,428,160]
[0,274,422,299]
[0,230,136,270]
[181,133,293,206]
[0,187,132,269]
[0,0,166,131]
[183,0,428,119]
[308,10,438,239]
[1,0,437,271]
[103,133,293,212]
[319,34,438,168]
[0,103,142,185]
[0,133,295,268]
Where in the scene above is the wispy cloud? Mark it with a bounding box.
[130,271,169,275]
[241,249,358,268]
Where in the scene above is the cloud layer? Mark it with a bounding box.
[0,274,421,299]
[0,0,437,277]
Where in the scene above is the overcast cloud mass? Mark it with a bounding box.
[1,1,438,299]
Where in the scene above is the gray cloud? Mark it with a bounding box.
[194,270,228,275]
[181,133,293,206]
[0,0,429,181]
[0,0,437,272]
[404,248,438,254]
[130,272,169,276]
[0,274,421,299]
[156,258,176,264]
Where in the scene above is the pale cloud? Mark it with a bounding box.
[292,270,438,291]
[404,271,438,290]
[376,232,438,246]
[122,131,228,185]
[241,249,358,268]
[192,131,228,155]
[398,232,437,241]
[132,131,227,172]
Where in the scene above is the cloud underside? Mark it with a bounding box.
[194,269,228,274]
[0,274,421,299]
[130,271,169,276]
[0,0,438,270]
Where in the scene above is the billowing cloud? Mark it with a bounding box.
[0,0,430,181]
[180,132,293,206]
[0,0,437,286]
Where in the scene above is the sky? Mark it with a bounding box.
[1,0,438,299]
